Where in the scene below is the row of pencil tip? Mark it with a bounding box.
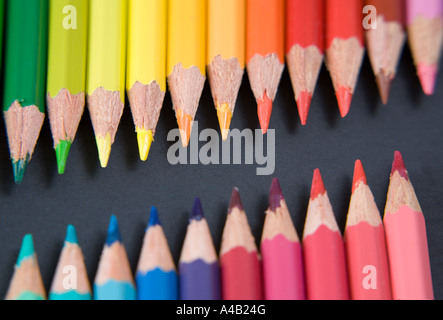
[4,151,434,300]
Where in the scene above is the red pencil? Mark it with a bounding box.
[286,0,324,125]
[219,188,263,300]
[325,0,365,117]
[344,160,392,300]
[302,169,349,300]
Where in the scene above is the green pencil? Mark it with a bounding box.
[3,0,49,184]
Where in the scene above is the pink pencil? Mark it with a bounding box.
[302,169,349,300]
[406,0,443,95]
[344,160,392,300]
[383,151,434,300]
[260,178,306,300]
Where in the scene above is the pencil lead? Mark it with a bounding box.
[391,151,409,180]
[311,169,326,200]
[148,206,161,227]
[269,178,284,212]
[257,92,273,134]
[376,73,392,105]
[106,215,121,246]
[176,109,192,148]
[190,197,204,221]
[55,140,72,175]
[417,64,437,95]
[216,103,232,141]
[65,225,79,245]
[136,128,153,162]
[336,86,352,117]
[12,156,29,185]
[17,234,35,266]
[228,187,244,213]
[352,160,367,193]
[96,134,112,168]
[296,91,312,126]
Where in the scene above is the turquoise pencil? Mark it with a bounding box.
[136,206,179,300]
[94,215,136,300]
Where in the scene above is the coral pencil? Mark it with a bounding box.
[127,0,166,161]
[286,0,324,125]
[94,215,136,300]
[246,0,285,134]
[86,0,127,168]
[49,225,92,300]
[167,0,206,148]
[220,188,263,300]
[365,0,405,104]
[207,0,246,141]
[325,0,365,117]
[383,151,434,300]
[179,198,221,300]
[302,169,349,300]
[2,0,48,184]
[47,0,88,174]
[406,0,443,95]
[344,160,392,300]
[5,235,46,300]
[136,206,179,300]
[261,178,305,300]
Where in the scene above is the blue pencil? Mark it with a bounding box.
[136,206,179,300]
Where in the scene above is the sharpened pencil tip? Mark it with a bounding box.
[148,206,161,227]
[311,169,326,200]
[65,225,79,245]
[191,197,204,221]
[96,134,112,168]
[217,104,233,141]
[269,178,284,212]
[336,86,352,117]
[55,140,72,175]
[137,128,153,162]
[17,234,35,266]
[391,151,409,181]
[376,73,392,105]
[257,93,273,134]
[176,109,193,148]
[417,63,437,95]
[12,157,29,185]
[106,215,121,246]
[296,91,312,125]
[228,187,244,213]
[352,160,367,193]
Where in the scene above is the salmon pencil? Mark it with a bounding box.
[365,0,405,104]
[383,151,434,300]
[344,160,392,300]
[261,178,305,300]
[325,0,365,117]
[286,0,324,125]
[246,0,285,134]
[302,169,349,300]
[220,188,263,300]
[407,0,443,95]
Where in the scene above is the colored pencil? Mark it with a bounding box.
[286,0,324,125]
[2,0,48,184]
[5,234,46,300]
[127,0,166,161]
[220,188,263,300]
[261,178,306,300]
[86,0,127,168]
[179,197,221,300]
[136,206,179,300]
[207,0,246,141]
[0,0,4,68]
[47,0,88,174]
[344,160,392,300]
[302,169,349,300]
[325,0,365,117]
[94,215,136,300]
[407,0,443,95]
[246,0,285,134]
[365,0,405,104]
[49,225,92,300]
[383,151,434,299]
[167,0,206,148]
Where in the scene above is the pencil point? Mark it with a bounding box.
[417,63,437,95]
[176,109,193,148]
[55,140,72,175]
[136,128,153,162]
[336,86,352,117]
[148,206,161,227]
[257,93,273,134]
[17,234,35,266]
[217,103,232,141]
[269,178,284,212]
[376,73,392,105]
[352,160,367,193]
[391,151,409,181]
[296,91,312,125]
[311,169,326,200]
[12,157,29,185]
[106,215,121,246]
[191,197,204,221]
[96,134,112,168]
[228,187,244,213]
[65,225,79,245]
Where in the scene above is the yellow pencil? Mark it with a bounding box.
[207,0,245,141]
[127,0,166,161]
[86,0,127,168]
[167,0,206,148]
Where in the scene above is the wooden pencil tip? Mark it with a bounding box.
[296,91,312,125]
[311,169,326,200]
[228,187,244,213]
[136,128,153,162]
[257,93,273,134]
[391,151,409,181]
[56,140,72,175]
[376,73,392,105]
[269,178,284,212]
[336,86,352,117]
[106,215,121,246]
[96,135,112,168]
[191,197,204,221]
[417,63,437,95]
[148,206,161,227]
[352,160,367,193]
[176,109,193,148]
[17,234,35,266]
[216,104,233,141]
[12,157,29,185]
[65,225,79,245]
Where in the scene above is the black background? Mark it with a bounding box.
[0,44,441,300]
